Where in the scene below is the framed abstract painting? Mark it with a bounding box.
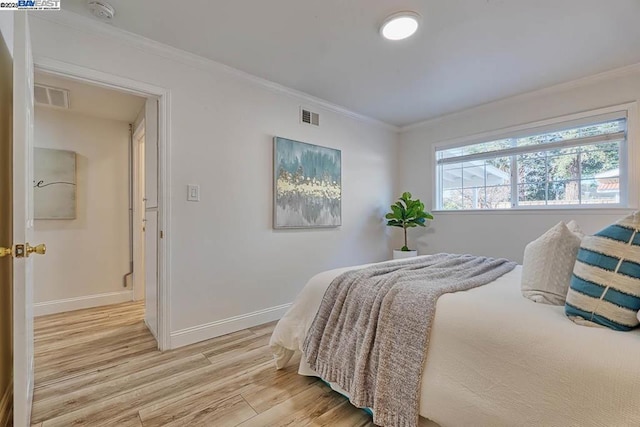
[273,137,341,228]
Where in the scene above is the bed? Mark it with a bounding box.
[270,256,640,427]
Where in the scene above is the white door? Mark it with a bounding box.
[132,128,145,301]
[144,98,159,339]
[13,12,39,427]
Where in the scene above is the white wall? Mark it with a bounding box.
[398,69,640,263]
[33,107,131,313]
[0,12,13,58]
[28,14,398,345]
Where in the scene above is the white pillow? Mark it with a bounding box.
[566,219,585,239]
[521,221,582,305]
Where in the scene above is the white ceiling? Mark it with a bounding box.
[34,71,145,122]
[62,0,640,127]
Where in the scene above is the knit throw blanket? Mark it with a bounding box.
[302,253,516,427]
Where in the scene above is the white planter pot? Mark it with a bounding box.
[393,250,418,260]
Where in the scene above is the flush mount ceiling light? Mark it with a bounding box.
[380,11,421,41]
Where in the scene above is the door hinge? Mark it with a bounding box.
[160,230,164,239]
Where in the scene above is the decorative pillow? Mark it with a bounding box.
[566,220,585,239]
[521,222,582,305]
[565,212,640,331]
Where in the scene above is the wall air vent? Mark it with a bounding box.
[301,107,319,126]
[34,84,70,109]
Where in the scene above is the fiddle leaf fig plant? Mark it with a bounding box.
[385,192,434,251]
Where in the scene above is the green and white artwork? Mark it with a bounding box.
[34,147,77,219]
[273,137,341,228]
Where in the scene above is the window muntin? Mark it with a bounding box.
[436,117,626,210]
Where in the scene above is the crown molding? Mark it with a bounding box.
[400,62,640,133]
[32,10,399,132]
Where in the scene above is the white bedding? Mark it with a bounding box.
[270,257,640,427]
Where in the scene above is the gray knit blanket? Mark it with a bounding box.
[302,253,516,427]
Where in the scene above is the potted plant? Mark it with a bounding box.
[385,192,433,259]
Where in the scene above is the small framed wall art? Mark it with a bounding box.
[34,147,77,220]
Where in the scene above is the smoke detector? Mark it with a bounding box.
[87,1,115,20]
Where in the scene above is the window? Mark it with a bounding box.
[435,113,627,210]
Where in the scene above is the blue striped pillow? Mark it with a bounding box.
[565,212,640,331]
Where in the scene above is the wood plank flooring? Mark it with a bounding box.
[32,302,375,426]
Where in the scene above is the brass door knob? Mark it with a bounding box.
[0,247,12,258]
[26,243,46,256]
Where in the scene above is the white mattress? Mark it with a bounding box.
[270,258,640,426]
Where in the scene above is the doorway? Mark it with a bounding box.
[30,68,165,347]
[3,33,171,421]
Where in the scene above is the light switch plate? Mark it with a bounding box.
[187,184,200,202]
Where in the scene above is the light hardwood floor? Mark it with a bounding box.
[32,301,375,426]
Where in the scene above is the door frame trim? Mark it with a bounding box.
[33,57,172,351]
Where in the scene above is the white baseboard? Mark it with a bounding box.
[0,378,12,427]
[170,303,292,349]
[34,290,134,316]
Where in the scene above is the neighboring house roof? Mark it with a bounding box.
[595,168,619,193]
[597,182,619,193]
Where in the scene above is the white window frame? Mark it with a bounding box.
[432,103,639,212]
